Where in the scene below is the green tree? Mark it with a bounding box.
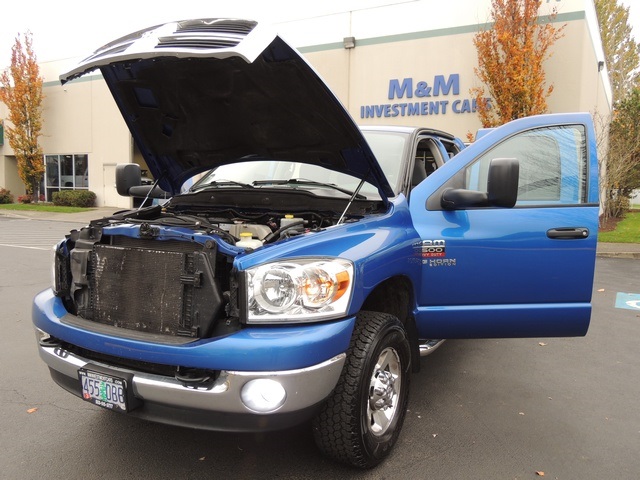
[594,0,640,219]
[603,88,640,218]
[594,0,640,102]
[471,0,565,128]
[0,32,44,201]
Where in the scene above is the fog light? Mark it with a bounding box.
[240,379,286,413]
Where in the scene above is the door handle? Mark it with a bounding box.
[546,227,590,239]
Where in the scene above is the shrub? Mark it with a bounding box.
[12,193,45,204]
[606,193,631,219]
[0,188,14,204]
[52,190,96,207]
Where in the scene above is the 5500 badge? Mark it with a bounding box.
[413,239,457,267]
[415,239,446,258]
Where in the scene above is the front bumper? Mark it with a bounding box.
[37,338,345,431]
[33,288,354,431]
[33,289,354,371]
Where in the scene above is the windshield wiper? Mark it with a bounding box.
[190,180,254,192]
[253,178,366,199]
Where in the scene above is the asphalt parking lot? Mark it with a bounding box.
[1,213,638,479]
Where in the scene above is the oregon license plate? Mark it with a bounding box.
[79,368,128,412]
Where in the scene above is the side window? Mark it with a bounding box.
[466,125,588,205]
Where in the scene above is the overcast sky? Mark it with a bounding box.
[0,0,401,68]
[1,0,640,71]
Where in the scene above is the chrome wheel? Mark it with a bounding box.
[367,346,402,436]
[312,311,411,468]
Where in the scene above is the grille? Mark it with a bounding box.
[89,239,223,338]
[176,19,257,35]
[156,19,257,50]
[156,36,241,50]
[59,340,220,384]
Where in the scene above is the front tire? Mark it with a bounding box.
[312,311,411,468]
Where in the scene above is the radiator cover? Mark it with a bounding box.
[89,239,223,338]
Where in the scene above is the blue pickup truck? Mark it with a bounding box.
[33,19,599,468]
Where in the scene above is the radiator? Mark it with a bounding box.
[89,239,223,338]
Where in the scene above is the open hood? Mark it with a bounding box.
[61,19,394,199]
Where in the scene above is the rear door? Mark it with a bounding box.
[409,113,599,338]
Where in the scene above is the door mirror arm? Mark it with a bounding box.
[441,188,488,209]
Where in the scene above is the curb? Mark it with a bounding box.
[596,252,640,259]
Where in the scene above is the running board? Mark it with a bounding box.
[419,339,445,356]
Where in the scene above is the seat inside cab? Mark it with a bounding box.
[412,138,443,188]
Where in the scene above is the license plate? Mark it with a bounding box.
[79,368,128,412]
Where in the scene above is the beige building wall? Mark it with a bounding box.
[39,58,133,209]
[301,4,611,140]
[0,103,25,196]
[0,155,23,197]
[1,58,133,208]
[306,32,488,138]
[545,19,611,118]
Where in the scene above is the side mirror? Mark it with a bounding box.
[487,158,519,208]
[115,164,171,199]
[115,164,142,196]
[441,158,519,209]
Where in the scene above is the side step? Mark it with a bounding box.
[419,339,445,356]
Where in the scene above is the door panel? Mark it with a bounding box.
[409,113,599,339]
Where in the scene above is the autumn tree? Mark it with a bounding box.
[595,0,639,102]
[0,32,44,201]
[471,0,565,128]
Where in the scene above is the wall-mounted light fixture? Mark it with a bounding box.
[598,61,605,72]
[343,37,356,49]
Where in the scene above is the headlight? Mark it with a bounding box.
[245,259,353,323]
[51,240,70,296]
[51,244,60,294]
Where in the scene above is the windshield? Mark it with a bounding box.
[188,130,409,198]
[362,130,409,193]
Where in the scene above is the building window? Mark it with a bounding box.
[44,154,89,201]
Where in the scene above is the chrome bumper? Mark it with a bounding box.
[37,339,345,417]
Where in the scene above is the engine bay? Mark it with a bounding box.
[52,188,385,342]
[92,187,386,248]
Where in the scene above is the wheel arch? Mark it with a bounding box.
[360,275,420,373]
